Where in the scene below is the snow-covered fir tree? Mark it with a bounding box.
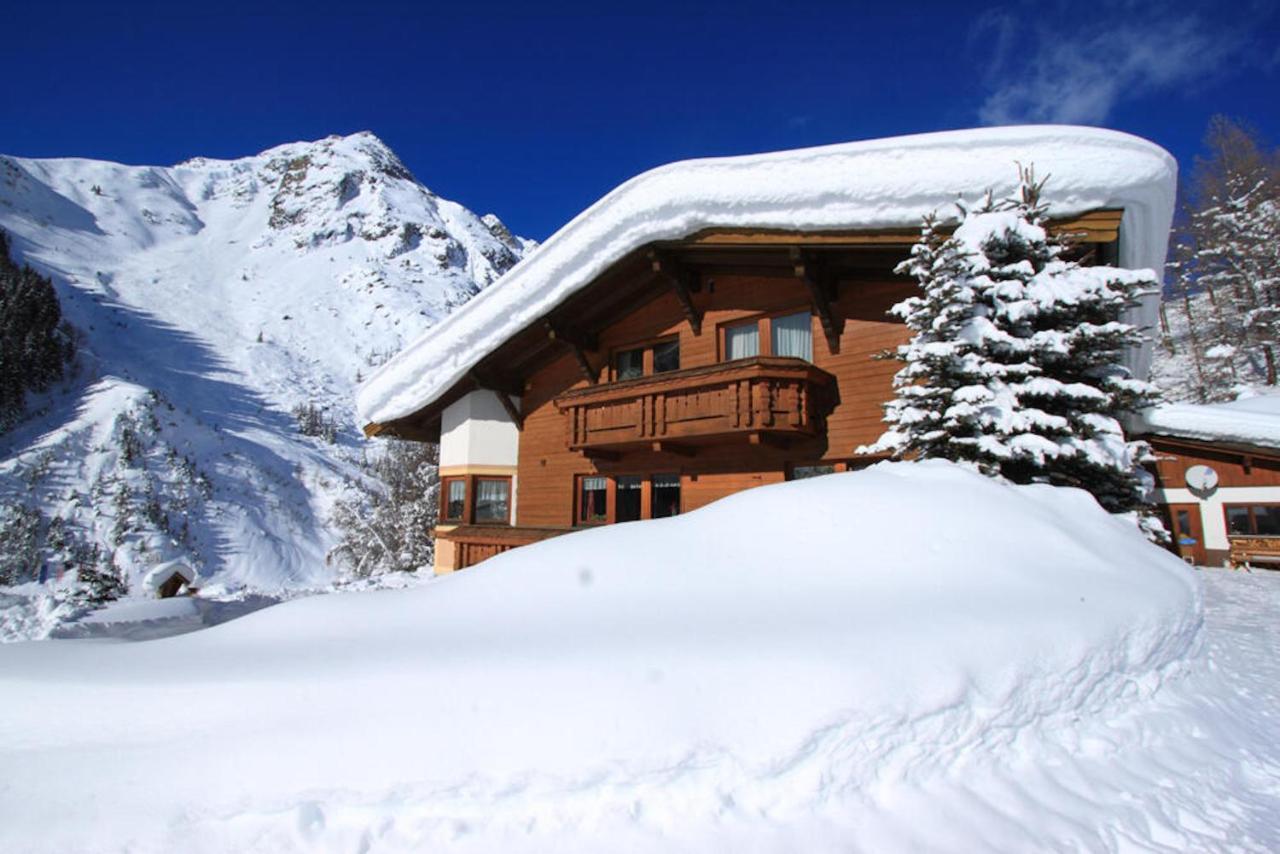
[328,439,439,576]
[866,167,1161,530]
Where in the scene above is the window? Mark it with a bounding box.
[1224,504,1280,536]
[771,311,813,361]
[616,476,642,522]
[651,474,681,518]
[789,464,836,480]
[578,476,608,525]
[615,347,644,381]
[442,478,467,522]
[473,478,511,524]
[722,309,813,362]
[613,339,679,380]
[653,339,680,374]
[725,321,760,360]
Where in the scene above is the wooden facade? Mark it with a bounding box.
[1148,435,1280,568]
[371,213,1129,572]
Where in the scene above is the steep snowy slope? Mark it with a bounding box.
[0,133,529,634]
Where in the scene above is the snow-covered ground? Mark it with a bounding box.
[0,133,529,635]
[1,462,1274,853]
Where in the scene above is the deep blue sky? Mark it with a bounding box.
[4,1,1278,240]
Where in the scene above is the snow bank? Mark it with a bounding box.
[357,125,1177,427]
[1137,393,1280,449]
[0,462,1204,852]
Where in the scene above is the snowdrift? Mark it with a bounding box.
[0,462,1204,852]
[357,125,1177,427]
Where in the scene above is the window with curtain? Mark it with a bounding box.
[652,339,680,374]
[651,474,681,518]
[615,347,644,381]
[579,476,608,524]
[615,476,642,522]
[443,478,466,521]
[473,478,510,523]
[725,322,759,360]
[771,311,813,361]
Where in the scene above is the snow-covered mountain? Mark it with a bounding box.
[0,132,530,636]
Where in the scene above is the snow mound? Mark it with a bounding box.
[0,461,1203,852]
[1137,393,1280,449]
[357,125,1177,427]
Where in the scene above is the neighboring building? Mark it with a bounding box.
[1138,397,1280,567]
[356,127,1177,574]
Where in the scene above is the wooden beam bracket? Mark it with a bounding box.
[648,250,703,335]
[545,320,599,384]
[790,248,842,354]
[469,370,524,430]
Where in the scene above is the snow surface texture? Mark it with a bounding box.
[358,125,1177,428]
[1137,393,1280,450]
[0,133,529,634]
[0,461,1253,854]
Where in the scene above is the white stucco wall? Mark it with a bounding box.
[1157,485,1280,551]
[439,390,521,468]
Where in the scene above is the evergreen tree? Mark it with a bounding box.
[0,230,74,429]
[329,439,439,576]
[867,167,1160,530]
[1165,117,1280,398]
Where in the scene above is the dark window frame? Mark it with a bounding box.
[609,335,681,382]
[1224,503,1280,537]
[441,476,469,524]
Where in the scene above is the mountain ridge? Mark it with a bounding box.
[0,132,529,638]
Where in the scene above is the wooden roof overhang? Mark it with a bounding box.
[364,210,1123,442]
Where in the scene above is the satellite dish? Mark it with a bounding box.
[1185,465,1219,494]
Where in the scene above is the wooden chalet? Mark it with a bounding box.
[1140,405,1280,568]
[367,215,1127,573]
[355,128,1177,574]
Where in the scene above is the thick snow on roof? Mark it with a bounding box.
[357,125,1177,427]
[1137,394,1280,449]
[0,461,1229,852]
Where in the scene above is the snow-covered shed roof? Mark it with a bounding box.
[356,125,1177,430]
[1136,395,1280,451]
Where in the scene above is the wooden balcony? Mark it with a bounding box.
[554,356,835,455]
[441,525,572,570]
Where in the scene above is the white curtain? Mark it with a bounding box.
[726,322,760,360]
[475,479,509,520]
[771,311,812,361]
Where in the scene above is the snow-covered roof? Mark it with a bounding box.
[1136,395,1280,451]
[356,125,1177,428]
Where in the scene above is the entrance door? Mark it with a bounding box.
[1167,503,1206,565]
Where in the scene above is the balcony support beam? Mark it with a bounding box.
[790,248,842,354]
[649,250,703,335]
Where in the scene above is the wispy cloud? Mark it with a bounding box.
[976,9,1256,126]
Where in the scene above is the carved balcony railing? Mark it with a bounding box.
[554,356,835,454]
